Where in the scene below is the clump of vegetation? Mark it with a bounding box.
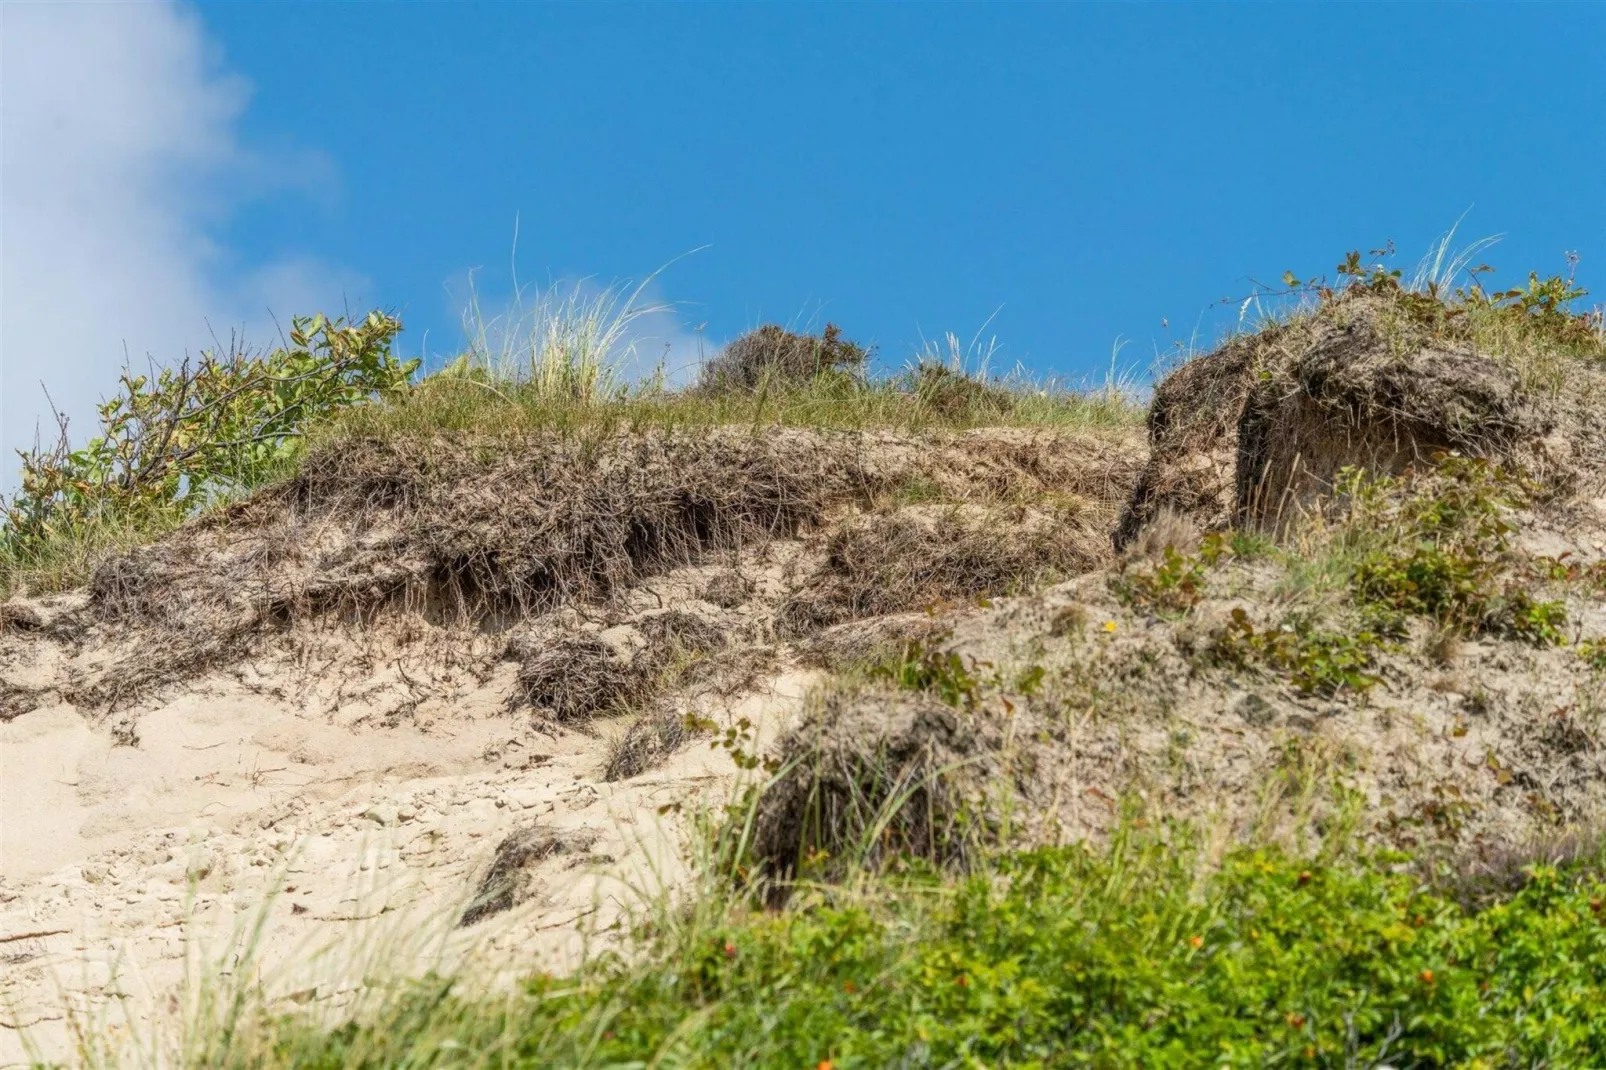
[249,828,1606,1068]
[511,631,649,722]
[1,312,411,595]
[871,636,984,709]
[903,359,1016,419]
[1341,455,1566,643]
[697,322,870,394]
[1323,246,1606,362]
[604,706,696,782]
[781,506,1104,634]
[512,610,726,722]
[1112,533,1230,616]
[1214,607,1383,697]
[1123,242,1606,545]
[1212,455,1569,695]
[458,824,596,927]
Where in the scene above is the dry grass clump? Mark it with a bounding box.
[779,504,1107,635]
[634,608,728,655]
[459,823,599,926]
[751,688,1009,885]
[511,609,728,722]
[295,431,875,619]
[604,706,696,782]
[799,612,951,671]
[1235,297,1548,526]
[512,632,645,722]
[699,569,752,608]
[697,323,869,395]
[91,429,882,637]
[907,361,1017,420]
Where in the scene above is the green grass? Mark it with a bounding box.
[182,827,1606,1068]
[317,368,1142,444]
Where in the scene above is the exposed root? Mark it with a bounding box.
[779,504,1105,635]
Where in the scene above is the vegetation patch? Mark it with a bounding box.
[1341,456,1563,642]
[696,322,870,395]
[604,706,700,782]
[1111,533,1231,616]
[1212,607,1383,697]
[904,359,1017,419]
[261,831,1606,1068]
[1211,455,1571,696]
[869,636,984,710]
[1118,250,1606,545]
[459,824,599,927]
[1,313,412,596]
[511,610,727,723]
[751,687,1004,884]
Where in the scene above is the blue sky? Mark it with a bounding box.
[4,2,1604,470]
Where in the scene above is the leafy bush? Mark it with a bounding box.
[1342,456,1565,644]
[2,312,411,578]
[274,832,1606,1068]
[1309,247,1606,359]
[872,637,983,709]
[1113,534,1230,616]
[1209,457,1570,695]
[1213,607,1383,697]
[698,322,870,394]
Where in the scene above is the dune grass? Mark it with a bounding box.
[321,368,1141,446]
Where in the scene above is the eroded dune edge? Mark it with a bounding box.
[9,283,1606,1064]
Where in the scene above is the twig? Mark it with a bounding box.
[0,928,70,944]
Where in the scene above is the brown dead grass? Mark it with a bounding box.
[604,706,696,782]
[1116,288,1606,544]
[460,824,600,926]
[751,688,1010,886]
[779,504,1107,635]
[3,425,1141,718]
[509,610,727,723]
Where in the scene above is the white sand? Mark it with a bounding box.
[1,625,816,1065]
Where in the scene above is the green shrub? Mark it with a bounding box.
[698,323,870,394]
[1113,534,1230,616]
[1342,456,1565,645]
[1213,607,1383,697]
[872,637,983,709]
[273,832,1606,1068]
[1327,247,1606,359]
[1,312,411,590]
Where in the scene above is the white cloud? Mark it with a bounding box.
[0,1,365,488]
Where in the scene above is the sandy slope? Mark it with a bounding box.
[0,426,1144,1064]
[1,625,818,1064]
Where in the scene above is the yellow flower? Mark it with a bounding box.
[1103,620,1118,633]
